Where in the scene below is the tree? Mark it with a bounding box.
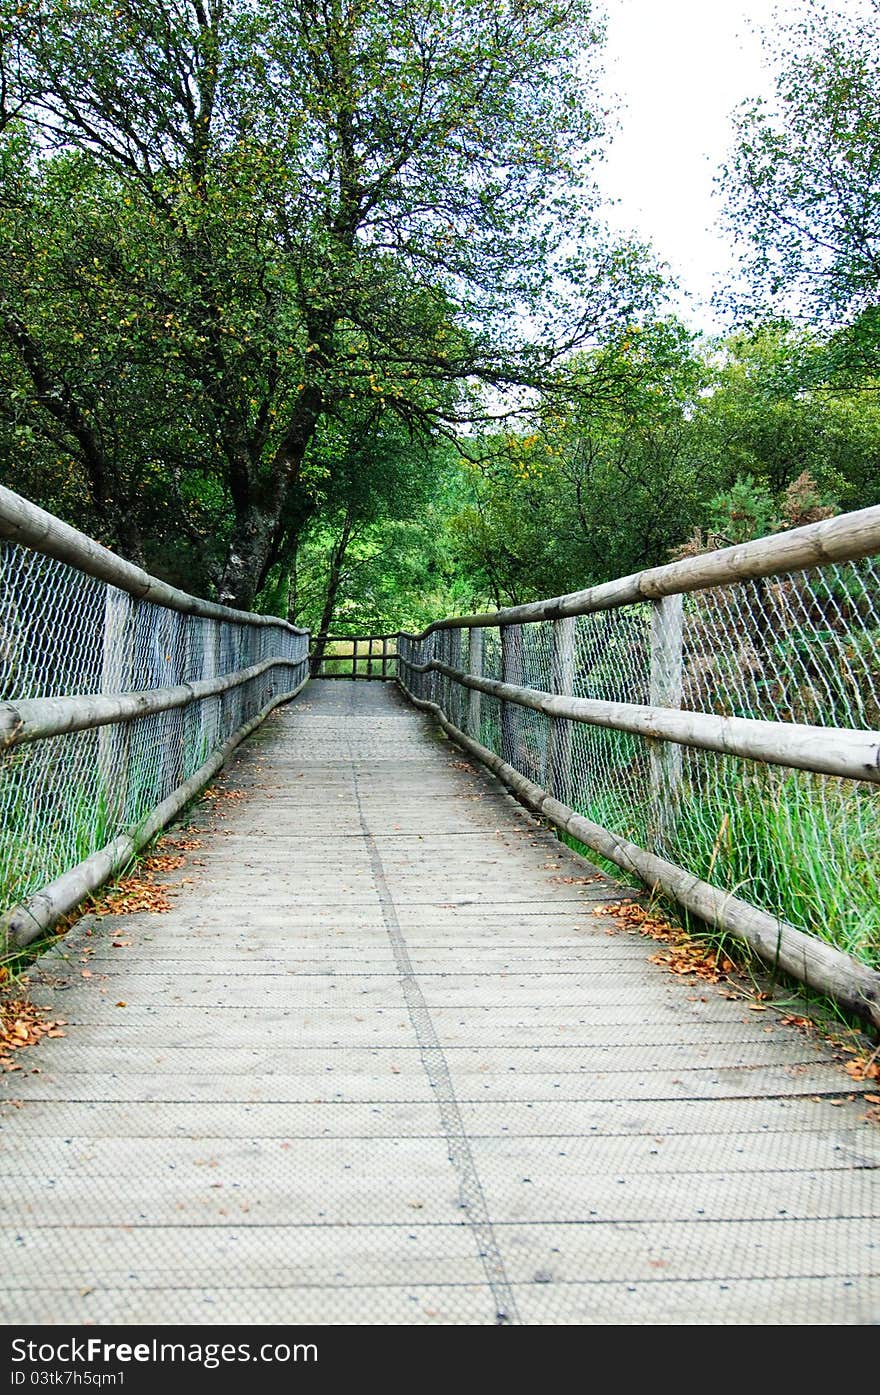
[687,323,880,511]
[0,139,228,575]
[282,408,449,664]
[448,319,710,602]
[1,0,658,604]
[449,316,880,608]
[722,0,880,332]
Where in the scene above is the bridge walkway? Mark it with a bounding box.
[1,681,878,1324]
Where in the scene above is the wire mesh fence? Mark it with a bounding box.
[0,493,309,945]
[398,539,880,974]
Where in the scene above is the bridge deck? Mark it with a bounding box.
[1,681,878,1325]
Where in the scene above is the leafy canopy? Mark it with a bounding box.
[0,0,660,604]
[722,0,880,325]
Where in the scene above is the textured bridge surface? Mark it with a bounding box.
[1,681,878,1324]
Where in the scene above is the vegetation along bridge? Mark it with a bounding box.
[1,483,879,1325]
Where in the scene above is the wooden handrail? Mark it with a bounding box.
[0,483,307,633]
[398,654,880,785]
[398,504,880,637]
[310,634,398,680]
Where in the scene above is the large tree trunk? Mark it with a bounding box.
[215,499,283,609]
[215,380,326,609]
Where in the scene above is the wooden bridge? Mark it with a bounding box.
[1,486,879,1325]
[1,679,878,1325]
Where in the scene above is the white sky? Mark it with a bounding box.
[596,0,780,334]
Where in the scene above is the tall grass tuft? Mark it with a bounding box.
[563,754,880,971]
[669,761,880,967]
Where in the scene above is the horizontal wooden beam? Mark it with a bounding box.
[396,673,880,1031]
[0,484,307,634]
[418,659,880,785]
[398,504,880,636]
[315,672,394,681]
[0,656,307,748]
[321,634,399,644]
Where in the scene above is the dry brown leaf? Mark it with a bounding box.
[845,1059,880,1081]
[201,786,246,804]
[0,1000,67,1064]
[142,855,185,873]
[92,871,173,916]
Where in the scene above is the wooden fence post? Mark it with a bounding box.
[98,587,134,827]
[159,608,186,797]
[468,626,483,740]
[423,634,433,703]
[200,618,222,760]
[649,594,684,852]
[500,624,523,767]
[448,627,462,725]
[216,620,232,757]
[435,630,447,709]
[549,616,576,805]
[429,632,439,707]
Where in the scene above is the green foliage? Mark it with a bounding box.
[283,437,481,633]
[1,2,877,635]
[707,474,779,545]
[722,0,880,328]
[685,323,880,508]
[670,766,880,968]
[441,318,713,603]
[0,0,658,605]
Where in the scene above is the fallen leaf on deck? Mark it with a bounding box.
[0,1000,67,1065]
[845,1059,880,1081]
[142,855,185,874]
[92,872,172,916]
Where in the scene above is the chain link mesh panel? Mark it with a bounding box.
[399,556,880,968]
[0,537,309,923]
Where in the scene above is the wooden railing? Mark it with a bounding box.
[0,485,309,949]
[310,634,398,680]
[395,505,880,1030]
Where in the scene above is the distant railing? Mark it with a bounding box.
[397,507,880,1029]
[311,634,398,680]
[0,485,309,949]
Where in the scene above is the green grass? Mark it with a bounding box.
[556,756,880,971]
[0,764,115,912]
[0,722,216,922]
[669,762,880,966]
[0,723,220,979]
[469,707,880,972]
